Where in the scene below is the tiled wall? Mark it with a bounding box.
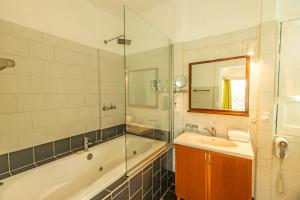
[173,26,260,197]
[126,46,171,132]
[0,124,124,180]
[256,21,300,200]
[126,124,170,143]
[173,21,300,200]
[254,20,278,200]
[173,26,259,139]
[99,50,125,129]
[91,148,174,200]
[0,19,100,154]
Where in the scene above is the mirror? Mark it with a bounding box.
[188,56,250,116]
[127,68,158,108]
[175,75,187,88]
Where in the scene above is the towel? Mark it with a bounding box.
[228,129,250,143]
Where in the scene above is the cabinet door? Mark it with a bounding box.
[175,144,207,200]
[208,152,252,200]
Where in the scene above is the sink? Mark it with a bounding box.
[182,133,237,148]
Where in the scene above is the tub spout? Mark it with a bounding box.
[84,137,92,152]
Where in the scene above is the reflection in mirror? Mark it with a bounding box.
[127,68,158,108]
[189,56,249,116]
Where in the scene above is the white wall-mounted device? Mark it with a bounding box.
[274,136,289,160]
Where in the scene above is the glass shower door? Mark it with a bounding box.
[123,6,172,173]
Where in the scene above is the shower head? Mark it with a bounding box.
[104,35,131,45]
[117,38,131,45]
[0,58,15,71]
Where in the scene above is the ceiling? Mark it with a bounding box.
[86,0,168,18]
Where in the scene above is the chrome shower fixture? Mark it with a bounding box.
[0,58,15,71]
[104,35,131,45]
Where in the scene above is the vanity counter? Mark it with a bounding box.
[174,132,254,160]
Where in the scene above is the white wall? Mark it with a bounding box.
[279,0,300,20]
[139,0,174,41]
[0,0,123,54]
[174,0,261,42]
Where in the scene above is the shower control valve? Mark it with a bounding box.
[109,104,117,110]
[102,104,110,111]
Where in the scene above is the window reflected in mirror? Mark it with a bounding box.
[189,56,250,116]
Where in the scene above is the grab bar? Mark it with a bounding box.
[193,89,210,92]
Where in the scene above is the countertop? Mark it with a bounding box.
[174,132,254,160]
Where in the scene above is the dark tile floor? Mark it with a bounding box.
[162,191,176,200]
[162,184,176,200]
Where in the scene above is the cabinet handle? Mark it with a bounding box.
[205,153,207,163]
[208,154,211,163]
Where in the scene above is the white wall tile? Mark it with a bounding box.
[18,128,45,149]
[0,94,16,113]
[0,33,29,56]
[30,77,56,93]
[68,120,85,136]
[45,94,67,109]
[32,110,57,128]
[44,61,66,78]
[0,20,103,153]
[67,94,84,107]
[43,33,66,47]
[14,56,44,76]
[0,74,30,93]
[54,47,75,64]
[17,94,44,112]
[45,123,68,141]
[12,24,43,41]
[0,19,12,34]
[0,113,32,133]
[29,41,54,60]
[57,109,76,123]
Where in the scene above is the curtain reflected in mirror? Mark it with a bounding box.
[189,56,250,116]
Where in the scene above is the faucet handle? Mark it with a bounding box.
[84,137,92,144]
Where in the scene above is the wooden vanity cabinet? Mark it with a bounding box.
[175,144,252,200]
[175,144,208,200]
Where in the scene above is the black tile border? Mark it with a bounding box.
[0,123,173,191]
[0,124,125,181]
[126,124,170,143]
[90,147,174,200]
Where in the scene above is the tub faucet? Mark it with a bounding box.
[84,137,92,152]
[204,126,216,137]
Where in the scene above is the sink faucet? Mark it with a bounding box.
[84,137,92,152]
[204,127,217,137]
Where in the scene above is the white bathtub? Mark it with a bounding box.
[0,134,167,200]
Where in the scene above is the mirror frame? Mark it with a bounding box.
[188,55,250,116]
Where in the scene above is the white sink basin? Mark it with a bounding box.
[182,133,237,147]
[174,132,254,160]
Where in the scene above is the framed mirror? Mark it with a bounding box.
[188,55,250,116]
[127,68,158,108]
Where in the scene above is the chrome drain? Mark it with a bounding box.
[133,151,137,155]
[87,153,93,160]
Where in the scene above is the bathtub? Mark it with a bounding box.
[0,134,167,200]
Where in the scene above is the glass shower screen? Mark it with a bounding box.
[123,6,172,173]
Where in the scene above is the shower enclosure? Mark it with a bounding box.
[123,7,172,173]
[0,3,172,194]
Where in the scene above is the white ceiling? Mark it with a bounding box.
[86,0,168,18]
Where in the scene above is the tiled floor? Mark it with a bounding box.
[162,184,176,200]
[162,191,176,200]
